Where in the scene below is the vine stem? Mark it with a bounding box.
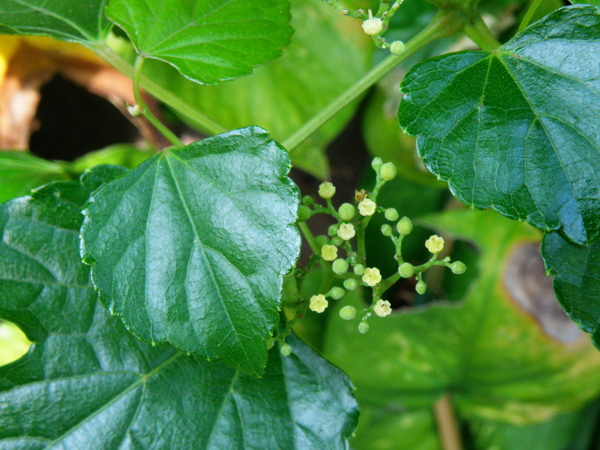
[434,394,462,450]
[133,56,184,147]
[517,0,543,34]
[282,9,465,152]
[463,13,501,50]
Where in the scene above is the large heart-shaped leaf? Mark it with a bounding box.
[398,5,600,245]
[81,127,301,376]
[0,181,358,448]
[0,0,111,46]
[106,0,293,85]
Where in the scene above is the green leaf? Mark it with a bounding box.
[542,231,600,346]
[106,0,293,85]
[0,0,111,45]
[71,144,154,173]
[81,128,301,376]
[324,210,600,424]
[0,152,69,203]
[398,5,600,245]
[571,0,600,6]
[0,182,358,448]
[142,0,372,179]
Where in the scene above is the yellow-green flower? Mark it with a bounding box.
[309,294,328,313]
[321,244,338,261]
[425,235,444,254]
[337,223,356,240]
[358,198,376,216]
[362,267,382,287]
[374,299,392,317]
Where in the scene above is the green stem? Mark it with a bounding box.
[517,0,543,34]
[133,56,184,148]
[463,13,501,50]
[282,9,464,152]
[297,222,321,255]
[95,46,228,137]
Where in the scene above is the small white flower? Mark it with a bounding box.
[362,267,382,287]
[318,182,336,199]
[425,235,445,254]
[309,294,328,313]
[362,10,383,36]
[337,223,356,240]
[374,299,392,317]
[358,198,376,216]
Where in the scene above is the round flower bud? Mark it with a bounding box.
[328,287,345,300]
[328,224,339,237]
[416,280,427,295]
[315,235,329,247]
[451,261,467,275]
[358,321,370,334]
[332,258,349,275]
[280,343,292,356]
[385,208,399,221]
[362,17,383,36]
[358,198,377,216]
[343,278,358,291]
[297,205,312,222]
[379,162,397,181]
[390,40,406,55]
[381,224,393,237]
[337,223,356,240]
[371,157,383,172]
[318,181,336,199]
[397,216,413,235]
[338,203,356,221]
[330,236,343,246]
[374,299,392,317]
[353,264,365,276]
[425,235,445,254]
[339,305,357,321]
[302,195,314,206]
[309,294,328,313]
[362,267,382,287]
[321,244,338,261]
[398,262,415,278]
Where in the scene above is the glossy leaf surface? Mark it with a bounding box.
[399,5,600,244]
[81,128,301,376]
[106,0,292,85]
[0,0,111,45]
[0,181,358,448]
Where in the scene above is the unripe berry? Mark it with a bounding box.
[385,208,399,221]
[328,287,345,300]
[371,157,383,172]
[328,224,339,237]
[318,181,336,199]
[380,162,397,181]
[280,343,292,356]
[451,261,467,275]
[297,205,312,222]
[358,322,370,334]
[397,216,413,235]
[302,195,314,206]
[343,278,358,291]
[381,224,393,237]
[338,203,356,221]
[390,40,406,55]
[416,280,427,295]
[332,258,349,275]
[354,264,365,276]
[398,262,415,278]
[339,305,357,320]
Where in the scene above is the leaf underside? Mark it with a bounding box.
[81,127,301,376]
[399,5,600,245]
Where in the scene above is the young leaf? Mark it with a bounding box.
[0,0,111,46]
[81,127,301,376]
[398,5,600,245]
[0,182,358,448]
[106,0,293,85]
[542,232,600,347]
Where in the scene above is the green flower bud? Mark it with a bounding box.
[451,261,467,275]
[343,278,358,291]
[330,236,343,246]
[266,338,275,350]
[379,162,397,181]
[416,280,427,295]
[397,216,413,235]
[354,264,365,276]
[398,262,415,278]
[332,258,349,275]
[339,305,357,321]
[390,40,406,55]
[283,276,298,296]
[315,235,329,247]
[328,287,345,300]
[385,208,399,221]
[280,343,292,356]
[297,205,312,222]
[318,181,336,199]
[381,224,393,237]
[328,224,339,237]
[358,322,370,334]
[371,157,383,172]
[302,195,314,206]
[338,203,356,221]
